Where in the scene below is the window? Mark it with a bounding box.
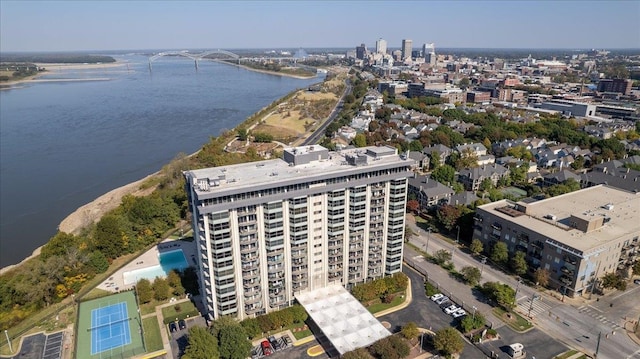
[554,257,560,264]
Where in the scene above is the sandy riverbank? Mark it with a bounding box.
[215,59,317,80]
[0,62,126,88]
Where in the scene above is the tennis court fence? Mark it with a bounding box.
[92,345,145,359]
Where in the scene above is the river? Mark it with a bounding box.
[0,54,321,267]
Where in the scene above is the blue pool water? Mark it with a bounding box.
[123,249,189,285]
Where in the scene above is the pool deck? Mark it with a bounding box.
[97,238,198,292]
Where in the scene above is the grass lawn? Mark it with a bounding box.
[82,288,112,301]
[554,350,586,359]
[264,110,307,133]
[493,307,533,332]
[162,300,199,324]
[143,316,164,352]
[366,293,405,314]
[251,123,299,141]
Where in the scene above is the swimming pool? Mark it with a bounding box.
[123,249,189,285]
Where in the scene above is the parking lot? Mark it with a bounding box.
[7,331,65,359]
[169,316,206,359]
[251,333,293,358]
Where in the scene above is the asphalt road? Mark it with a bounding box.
[406,216,640,359]
[302,78,352,146]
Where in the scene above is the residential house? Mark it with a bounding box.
[408,175,455,211]
[447,191,479,207]
[423,144,452,164]
[543,170,581,187]
[457,164,510,191]
[408,151,429,171]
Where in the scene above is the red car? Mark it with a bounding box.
[261,340,272,356]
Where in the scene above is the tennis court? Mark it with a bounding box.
[90,302,132,354]
[76,291,145,359]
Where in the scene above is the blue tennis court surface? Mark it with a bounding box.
[90,302,132,355]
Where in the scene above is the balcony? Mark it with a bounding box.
[490,233,501,240]
[245,304,263,315]
[242,270,259,280]
[291,251,307,259]
[244,295,262,305]
[560,266,575,276]
[328,256,343,264]
[243,280,260,289]
[563,255,577,265]
[531,241,544,250]
[559,275,573,285]
[529,251,542,260]
[491,222,502,230]
[292,266,308,275]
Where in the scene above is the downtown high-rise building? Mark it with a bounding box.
[423,43,436,65]
[401,39,413,60]
[376,38,387,54]
[185,145,413,320]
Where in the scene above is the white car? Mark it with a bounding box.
[430,293,444,301]
[452,309,467,318]
[434,296,450,305]
[444,304,459,315]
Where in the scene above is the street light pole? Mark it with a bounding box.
[514,278,522,302]
[4,330,12,353]
[456,225,460,244]
[426,228,432,255]
[472,306,477,321]
[420,332,424,353]
[528,294,538,318]
[480,256,487,277]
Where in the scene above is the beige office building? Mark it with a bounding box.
[473,185,639,297]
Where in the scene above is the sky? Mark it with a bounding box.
[1,1,639,52]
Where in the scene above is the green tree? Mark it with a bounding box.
[461,266,482,286]
[136,278,153,304]
[183,326,219,359]
[342,347,374,359]
[430,164,455,185]
[533,268,550,287]
[459,77,470,90]
[429,151,441,169]
[490,242,509,265]
[409,140,423,151]
[353,133,367,147]
[460,312,486,333]
[470,238,484,256]
[455,148,479,170]
[481,282,516,310]
[434,249,452,266]
[214,317,252,359]
[436,204,462,231]
[289,304,308,323]
[236,128,248,141]
[601,273,626,291]
[452,182,465,194]
[86,250,109,273]
[167,270,186,297]
[239,318,262,339]
[40,232,80,260]
[152,277,170,301]
[479,178,494,192]
[633,261,640,276]
[401,322,420,340]
[433,327,464,357]
[510,251,528,276]
[93,214,133,259]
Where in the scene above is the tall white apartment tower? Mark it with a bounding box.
[401,39,413,61]
[376,38,387,55]
[185,145,413,320]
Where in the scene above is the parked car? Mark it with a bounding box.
[434,296,449,305]
[430,293,444,301]
[452,309,467,318]
[261,340,272,356]
[178,319,186,330]
[268,335,280,350]
[634,279,640,285]
[282,334,293,346]
[444,304,459,315]
[169,322,177,332]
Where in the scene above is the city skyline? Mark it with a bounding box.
[1,1,639,52]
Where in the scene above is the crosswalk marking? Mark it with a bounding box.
[576,305,621,330]
[516,297,552,318]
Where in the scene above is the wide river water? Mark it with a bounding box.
[0,54,321,267]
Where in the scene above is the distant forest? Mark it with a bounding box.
[0,53,116,63]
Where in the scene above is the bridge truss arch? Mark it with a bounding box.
[148,49,240,71]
